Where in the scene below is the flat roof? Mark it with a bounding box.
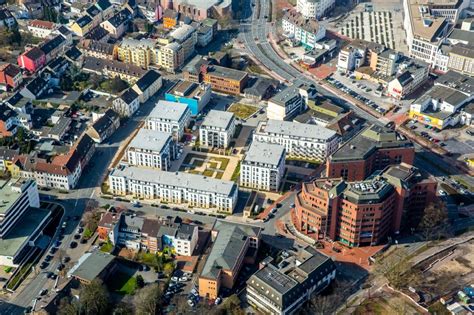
[0,207,50,257]
[0,180,21,215]
[69,252,114,282]
[407,0,448,42]
[206,65,248,82]
[148,100,189,122]
[258,120,337,141]
[201,110,234,130]
[110,165,237,197]
[128,129,171,153]
[244,141,285,167]
[330,125,412,162]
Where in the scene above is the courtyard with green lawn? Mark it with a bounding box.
[228,103,259,119]
[178,153,231,180]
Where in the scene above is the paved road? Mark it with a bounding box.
[2,83,176,314]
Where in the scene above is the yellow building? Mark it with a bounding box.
[71,15,94,37]
[117,38,156,69]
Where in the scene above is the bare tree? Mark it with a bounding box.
[79,279,109,315]
[418,201,449,241]
[134,283,162,315]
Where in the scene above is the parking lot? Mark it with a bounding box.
[406,120,474,157]
[327,72,390,114]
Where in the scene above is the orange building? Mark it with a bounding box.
[97,208,125,241]
[163,9,178,28]
[294,163,437,247]
[326,125,415,181]
[198,221,261,300]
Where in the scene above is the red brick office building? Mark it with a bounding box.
[293,163,437,247]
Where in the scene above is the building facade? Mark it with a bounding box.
[199,110,236,149]
[253,120,340,162]
[145,101,191,140]
[126,129,175,171]
[296,0,335,19]
[109,165,238,213]
[282,10,326,49]
[294,163,437,246]
[240,141,286,191]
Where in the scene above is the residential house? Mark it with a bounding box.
[17,47,46,73]
[101,8,132,39]
[0,63,23,91]
[27,20,56,38]
[113,88,140,117]
[132,69,162,103]
[86,109,120,143]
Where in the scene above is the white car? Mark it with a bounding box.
[215,297,222,305]
[179,276,188,282]
[187,300,195,307]
[171,276,178,282]
[438,190,446,196]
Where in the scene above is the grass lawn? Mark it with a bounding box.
[100,242,114,253]
[228,103,259,119]
[203,169,214,177]
[209,162,218,169]
[213,157,230,171]
[108,272,136,295]
[215,172,224,179]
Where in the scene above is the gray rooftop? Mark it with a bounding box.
[330,125,412,162]
[148,100,189,122]
[244,141,285,167]
[110,166,237,197]
[201,220,261,280]
[0,207,50,257]
[201,110,235,130]
[258,120,337,141]
[128,129,171,153]
[269,85,301,106]
[69,252,115,282]
[417,85,469,107]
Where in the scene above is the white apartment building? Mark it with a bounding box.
[0,179,50,267]
[282,10,326,49]
[113,88,140,117]
[297,0,335,20]
[27,20,57,38]
[337,45,365,72]
[145,100,191,141]
[126,128,175,171]
[199,110,236,149]
[0,179,40,238]
[253,120,339,162]
[267,84,317,121]
[159,223,199,256]
[240,141,286,192]
[109,165,238,213]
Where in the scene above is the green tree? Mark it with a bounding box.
[79,279,109,315]
[163,262,174,276]
[134,283,162,315]
[136,274,145,289]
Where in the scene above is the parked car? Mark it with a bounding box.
[171,276,178,282]
[69,241,77,248]
[215,297,222,305]
[179,277,188,282]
